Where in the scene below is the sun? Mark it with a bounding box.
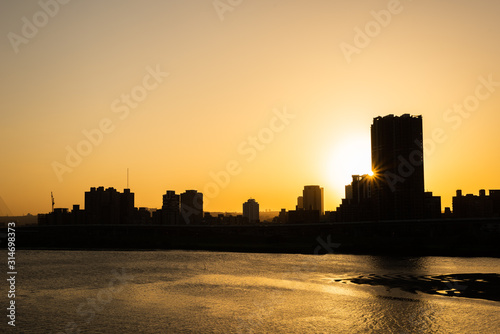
[325,134,372,196]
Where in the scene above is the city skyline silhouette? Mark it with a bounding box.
[33,114,500,226]
[2,2,500,216]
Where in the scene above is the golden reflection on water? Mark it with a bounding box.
[123,271,499,333]
[15,251,500,333]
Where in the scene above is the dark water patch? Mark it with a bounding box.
[335,273,500,302]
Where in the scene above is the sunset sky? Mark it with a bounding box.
[1,0,500,215]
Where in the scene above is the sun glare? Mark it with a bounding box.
[326,135,372,194]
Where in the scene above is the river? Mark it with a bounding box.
[9,250,500,333]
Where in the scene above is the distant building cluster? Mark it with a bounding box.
[152,189,204,225]
[452,189,500,218]
[38,114,500,226]
[276,185,323,224]
[39,187,260,226]
[39,187,141,226]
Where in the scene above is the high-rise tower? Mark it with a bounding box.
[303,185,324,215]
[371,114,424,220]
[243,198,259,223]
[180,190,203,224]
[162,190,180,225]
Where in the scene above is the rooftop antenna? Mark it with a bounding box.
[51,192,55,212]
[127,168,129,189]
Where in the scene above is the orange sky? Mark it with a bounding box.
[1,0,500,215]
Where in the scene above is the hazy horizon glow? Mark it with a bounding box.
[1,0,500,215]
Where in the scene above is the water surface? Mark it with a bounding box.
[10,250,500,333]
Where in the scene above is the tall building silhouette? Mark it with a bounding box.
[243,198,259,223]
[297,196,304,210]
[336,174,373,222]
[162,190,180,225]
[84,187,134,224]
[180,190,203,224]
[303,185,324,215]
[371,114,424,220]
